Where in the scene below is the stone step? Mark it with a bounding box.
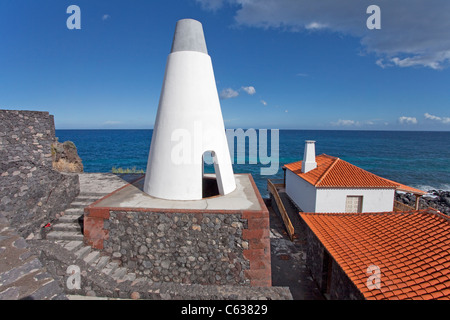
[63,240,84,252]
[58,214,83,223]
[121,273,136,282]
[64,207,84,216]
[94,256,110,270]
[70,201,95,208]
[46,231,84,241]
[53,240,69,246]
[74,246,91,260]
[83,250,100,265]
[52,223,82,232]
[102,262,119,276]
[78,192,109,198]
[75,194,101,200]
[111,267,127,280]
[75,197,105,204]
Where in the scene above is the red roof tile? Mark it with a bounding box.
[300,209,450,300]
[284,154,426,194]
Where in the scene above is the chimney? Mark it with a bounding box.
[301,140,317,173]
[142,19,236,200]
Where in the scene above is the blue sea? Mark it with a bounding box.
[55,130,450,198]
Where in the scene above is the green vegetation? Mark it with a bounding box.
[111,166,145,174]
[63,141,77,149]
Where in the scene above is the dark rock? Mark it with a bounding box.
[443,197,450,207]
[104,211,250,286]
[395,190,450,215]
[51,141,83,173]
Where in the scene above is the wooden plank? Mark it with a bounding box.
[393,200,415,212]
[268,180,295,241]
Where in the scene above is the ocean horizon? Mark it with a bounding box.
[55,129,450,198]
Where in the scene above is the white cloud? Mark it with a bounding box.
[375,59,387,68]
[241,86,256,95]
[296,73,308,77]
[195,0,225,11]
[198,0,450,69]
[331,119,358,126]
[330,119,389,128]
[424,113,450,124]
[220,86,258,99]
[331,119,388,127]
[389,56,443,70]
[398,116,418,125]
[104,120,121,125]
[424,113,441,121]
[305,22,327,30]
[102,14,111,21]
[219,88,239,100]
[260,100,267,106]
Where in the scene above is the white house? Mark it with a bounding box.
[284,141,426,213]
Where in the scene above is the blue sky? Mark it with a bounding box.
[1,0,449,130]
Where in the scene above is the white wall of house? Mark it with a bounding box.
[285,170,317,212]
[286,168,396,213]
[315,188,395,213]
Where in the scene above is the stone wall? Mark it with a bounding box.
[304,220,364,300]
[0,110,80,237]
[103,211,250,286]
[304,224,326,291]
[0,110,55,167]
[328,259,364,300]
[84,180,272,287]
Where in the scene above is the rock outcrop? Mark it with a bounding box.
[52,140,83,173]
[395,190,450,215]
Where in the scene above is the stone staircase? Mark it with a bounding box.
[46,194,93,242]
[45,193,137,283]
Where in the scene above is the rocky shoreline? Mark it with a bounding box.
[395,190,450,215]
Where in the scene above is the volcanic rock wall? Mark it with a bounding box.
[0,110,79,237]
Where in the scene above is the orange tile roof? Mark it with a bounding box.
[381,177,427,195]
[284,154,426,194]
[300,209,450,300]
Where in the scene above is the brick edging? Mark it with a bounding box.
[242,210,271,287]
[83,208,110,249]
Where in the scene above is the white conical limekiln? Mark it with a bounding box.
[143,19,236,200]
